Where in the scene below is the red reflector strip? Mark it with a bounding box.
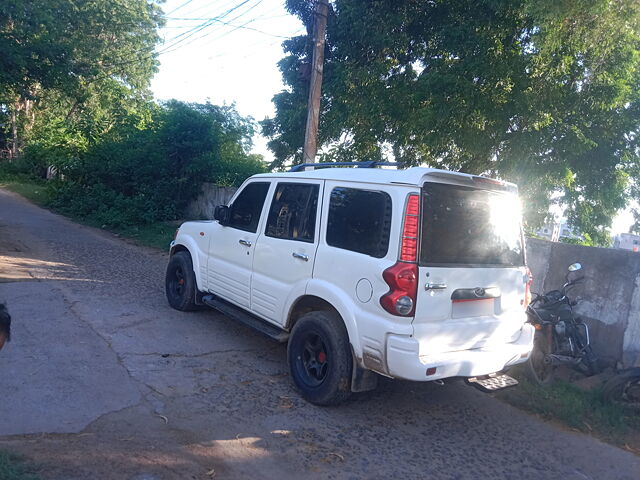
[400,194,420,262]
[426,367,437,376]
[452,298,493,304]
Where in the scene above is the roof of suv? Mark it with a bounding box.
[251,167,517,190]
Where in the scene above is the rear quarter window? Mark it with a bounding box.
[326,187,392,258]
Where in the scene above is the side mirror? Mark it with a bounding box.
[214,205,230,226]
[568,263,582,272]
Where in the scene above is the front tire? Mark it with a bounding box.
[165,251,198,311]
[288,310,353,406]
[602,368,640,407]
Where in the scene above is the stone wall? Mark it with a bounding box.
[185,183,237,220]
[526,238,640,368]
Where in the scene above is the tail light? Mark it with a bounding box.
[380,194,420,317]
[523,268,533,309]
[400,194,420,262]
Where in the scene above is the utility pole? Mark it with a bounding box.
[302,0,329,167]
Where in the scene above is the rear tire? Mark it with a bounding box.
[165,251,198,311]
[578,346,599,376]
[288,310,353,406]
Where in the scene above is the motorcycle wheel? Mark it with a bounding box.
[602,368,640,408]
[526,330,555,385]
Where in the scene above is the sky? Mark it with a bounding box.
[150,0,635,235]
[151,0,304,162]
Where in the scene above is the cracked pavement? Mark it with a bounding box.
[0,187,639,480]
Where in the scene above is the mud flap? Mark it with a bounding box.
[465,373,519,392]
[351,360,379,393]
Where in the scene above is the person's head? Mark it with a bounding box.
[0,303,11,351]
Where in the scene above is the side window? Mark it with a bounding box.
[327,187,392,258]
[265,183,319,243]
[228,182,270,233]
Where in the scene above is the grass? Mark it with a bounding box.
[112,221,180,250]
[0,450,40,480]
[498,369,640,453]
[0,177,51,207]
[0,177,178,250]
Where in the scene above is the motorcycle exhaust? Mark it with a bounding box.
[544,353,582,367]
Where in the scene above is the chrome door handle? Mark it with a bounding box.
[425,282,447,291]
[292,252,309,261]
[239,239,252,247]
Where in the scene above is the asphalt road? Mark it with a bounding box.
[0,187,638,480]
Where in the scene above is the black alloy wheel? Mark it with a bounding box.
[298,332,329,387]
[165,251,198,311]
[288,310,353,405]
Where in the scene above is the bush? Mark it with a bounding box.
[19,100,266,227]
[49,182,175,227]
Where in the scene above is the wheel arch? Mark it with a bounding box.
[169,239,205,292]
[287,295,340,330]
[287,280,362,359]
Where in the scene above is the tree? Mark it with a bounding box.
[39,100,266,228]
[264,0,640,245]
[0,0,163,152]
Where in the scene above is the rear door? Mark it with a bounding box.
[413,179,528,354]
[251,180,323,325]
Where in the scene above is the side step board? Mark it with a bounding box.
[201,295,289,343]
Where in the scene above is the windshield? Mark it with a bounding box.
[420,182,524,267]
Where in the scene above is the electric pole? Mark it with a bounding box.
[302,0,329,166]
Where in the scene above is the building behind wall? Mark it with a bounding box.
[613,232,640,252]
[536,220,581,243]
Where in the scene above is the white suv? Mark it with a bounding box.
[166,163,534,405]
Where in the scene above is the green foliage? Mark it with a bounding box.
[0,0,162,155]
[0,1,265,230]
[15,101,265,228]
[0,0,162,97]
[499,374,640,447]
[559,234,597,248]
[265,0,640,241]
[113,221,182,250]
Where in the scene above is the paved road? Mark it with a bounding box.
[0,187,638,480]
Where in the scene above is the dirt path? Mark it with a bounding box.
[0,187,638,480]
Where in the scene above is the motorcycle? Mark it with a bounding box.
[526,263,599,384]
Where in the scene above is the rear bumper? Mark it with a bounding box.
[386,324,535,381]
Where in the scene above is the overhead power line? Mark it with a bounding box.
[158,0,266,54]
[157,0,255,53]
[165,0,196,16]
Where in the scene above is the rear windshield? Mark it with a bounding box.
[420,182,524,267]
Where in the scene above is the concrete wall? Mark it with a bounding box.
[526,238,640,368]
[185,183,237,220]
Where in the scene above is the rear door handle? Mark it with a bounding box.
[425,282,447,291]
[239,239,252,247]
[292,252,309,261]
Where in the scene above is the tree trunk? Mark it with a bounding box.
[10,103,18,158]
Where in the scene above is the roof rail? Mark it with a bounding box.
[288,161,400,172]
